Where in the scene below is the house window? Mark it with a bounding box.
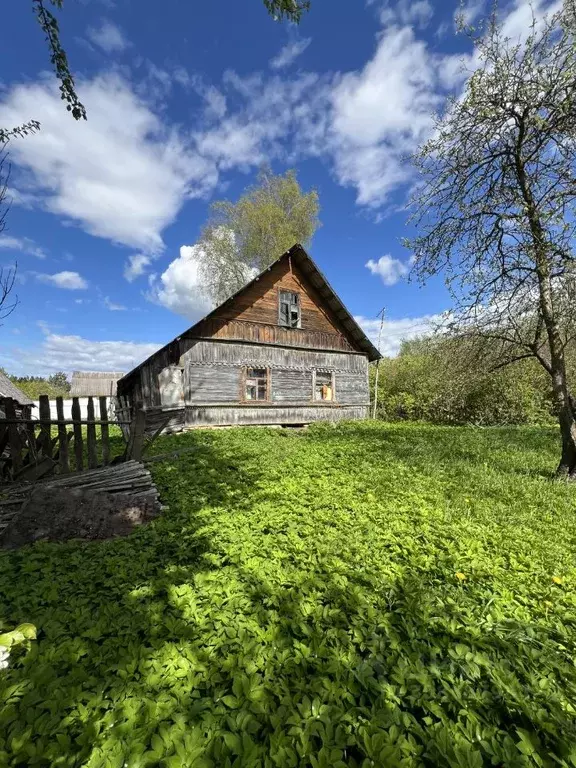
[245,368,268,400]
[314,370,334,402]
[279,291,301,328]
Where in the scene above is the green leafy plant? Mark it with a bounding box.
[1,423,575,766]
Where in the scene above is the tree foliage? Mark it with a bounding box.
[372,336,559,426]
[197,168,321,304]
[4,372,70,399]
[406,2,576,477]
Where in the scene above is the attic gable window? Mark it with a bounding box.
[279,290,301,328]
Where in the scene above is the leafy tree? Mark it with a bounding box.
[406,4,576,478]
[197,168,321,304]
[372,336,557,426]
[48,371,70,393]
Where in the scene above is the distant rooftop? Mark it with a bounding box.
[0,370,35,406]
[70,371,125,397]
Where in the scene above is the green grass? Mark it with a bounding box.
[1,422,576,767]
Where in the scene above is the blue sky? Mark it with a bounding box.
[0,0,558,374]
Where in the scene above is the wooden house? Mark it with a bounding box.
[117,244,381,430]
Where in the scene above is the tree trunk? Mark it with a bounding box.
[514,148,576,478]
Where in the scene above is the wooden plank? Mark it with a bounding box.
[56,397,70,474]
[71,397,83,471]
[15,456,56,482]
[86,397,97,469]
[39,395,52,459]
[126,403,146,462]
[100,396,110,465]
[4,398,23,476]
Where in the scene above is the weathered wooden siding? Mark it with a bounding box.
[195,317,355,353]
[335,372,370,406]
[271,370,312,402]
[186,405,368,427]
[187,365,242,403]
[210,258,349,339]
[182,341,367,373]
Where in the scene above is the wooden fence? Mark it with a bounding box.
[0,395,145,482]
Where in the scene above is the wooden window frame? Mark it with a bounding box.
[278,289,301,329]
[312,369,336,404]
[241,366,270,403]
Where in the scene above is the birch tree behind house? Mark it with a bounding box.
[406,2,576,478]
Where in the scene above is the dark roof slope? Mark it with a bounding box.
[0,371,35,406]
[119,244,381,384]
[70,371,124,397]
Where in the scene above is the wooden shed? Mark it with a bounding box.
[70,371,124,397]
[117,244,381,430]
[0,371,35,419]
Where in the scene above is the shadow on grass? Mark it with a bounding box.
[0,426,574,767]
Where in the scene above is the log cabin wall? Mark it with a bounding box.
[116,252,374,428]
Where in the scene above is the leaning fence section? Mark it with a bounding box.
[0,395,139,482]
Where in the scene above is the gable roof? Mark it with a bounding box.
[120,244,381,384]
[0,371,35,406]
[70,371,124,397]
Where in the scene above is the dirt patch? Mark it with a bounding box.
[0,486,160,549]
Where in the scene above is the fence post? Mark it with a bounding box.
[86,397,97,469]
[99,396,110,465]
[39,395,52,458]
[56,396,70,474]
[71,397,84,471]
[126,401,146,462]
[4,398,22,476]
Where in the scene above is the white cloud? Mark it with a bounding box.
[380,0,434,27]
[366,254,411,285]
[356,313,442,356]
[148,245,213,321]
[0,74,217,254]
[0,235,47,259]
[87,20,130,53]
[37,271,88,290]
[103,296,127,311]
[270,38,312,69]
[0,334,161,376]
[124,253,152,282]
[328,25,440,206]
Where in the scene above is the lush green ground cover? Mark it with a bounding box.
[1,422,576,767]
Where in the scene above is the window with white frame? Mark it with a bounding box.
[314,370,334,401]
[279,291,301,328]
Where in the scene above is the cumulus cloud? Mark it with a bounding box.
[355,313,442,357]
[36,271,88,290]
[365,254,411,285]
[328,25,441,206]
[270,38,312,69]
[87,20,130,53]
[124,254,152,282]
[148,245,213,321]
[0,334,160,376]
[0,235,47,259]
[0,74,217,254]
